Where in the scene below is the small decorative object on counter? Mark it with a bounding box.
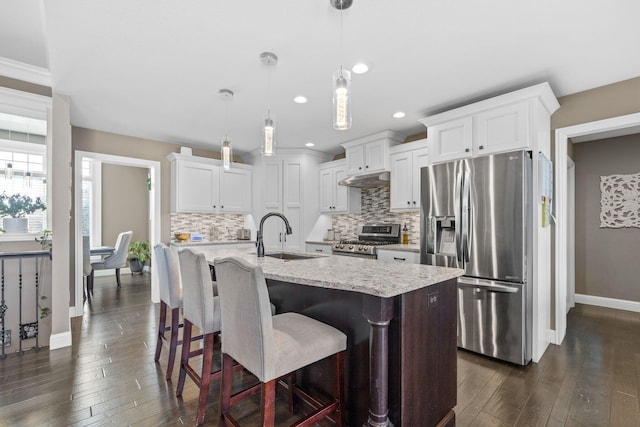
[402,223,409,245]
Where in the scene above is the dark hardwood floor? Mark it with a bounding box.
[1,273,639,426]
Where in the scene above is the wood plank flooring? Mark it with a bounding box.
[1,273,640,426]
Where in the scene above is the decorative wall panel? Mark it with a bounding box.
[600,172,640,228]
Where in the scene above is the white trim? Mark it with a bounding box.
[0,57,52,87]
[554,111,640,346]
[93,267,132,277]
[49,331,72,350]
[0,86,51,120]
[72,151,161,317]
[575,294,640,313]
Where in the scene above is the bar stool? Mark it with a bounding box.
[176,249,222,425]
[214,256,347,427]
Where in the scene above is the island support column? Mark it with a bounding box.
[363,295,395,427]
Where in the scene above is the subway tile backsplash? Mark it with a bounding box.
[171,213,245,241]
[332,185,420,243]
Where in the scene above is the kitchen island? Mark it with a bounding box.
[194,247,464,427]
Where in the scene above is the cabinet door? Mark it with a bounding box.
[411,148,430,208]
[390,152,413,210]
[319,167,335,213]
[306,243,332,254]
[475,101,529,155]
[333,166,352,213]
[176,161,219,212]
[364,139,387,172]
[283,160,303,250]
[429,116,473,164]
[346,144,365,175]
[262,161,283,249]
[377,249,420,264]
[220,168,251,213]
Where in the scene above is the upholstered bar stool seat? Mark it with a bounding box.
[214,256,347,427]
[176,249,222,426]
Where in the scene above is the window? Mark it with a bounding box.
[0,140,47,234]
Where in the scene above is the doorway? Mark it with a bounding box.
[73,150,161,317]
[554,111,640,345]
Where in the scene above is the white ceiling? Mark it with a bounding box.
[1,0,640,156]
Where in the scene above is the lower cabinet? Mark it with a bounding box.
[376,249,419,264]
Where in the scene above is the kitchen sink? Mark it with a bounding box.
[264,252,320,260]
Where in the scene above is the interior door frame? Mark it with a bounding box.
[554,111,640,345]
[72,150,161,316]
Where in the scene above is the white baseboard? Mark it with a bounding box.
[49,331,72,350]
[574,293,640,313]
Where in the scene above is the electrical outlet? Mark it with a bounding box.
[428,292,438,308]
[1,330,11,347]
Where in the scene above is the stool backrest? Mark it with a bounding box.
[214,256,275,381]
[178,249,220,334]
[153,243,181,308]
[103,231,133,269]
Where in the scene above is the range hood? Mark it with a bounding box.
[338,171,390,188]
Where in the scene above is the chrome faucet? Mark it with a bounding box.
[256,212,293,257]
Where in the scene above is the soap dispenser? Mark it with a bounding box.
[402,223,409,245]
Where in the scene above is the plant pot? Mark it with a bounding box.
[3,217,28,233]
[129,258,145,275]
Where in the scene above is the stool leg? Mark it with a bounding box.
[287,372,296,413]
[166,307,180,380]
[334,351,345,427]
[115,268,122,287]
[261,380,276,427]
[155,301,167,362]
[196,332,215,425]
[176,319,192,396]
[220,352,234,425]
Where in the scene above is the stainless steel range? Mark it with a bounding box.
[332,224,401,258]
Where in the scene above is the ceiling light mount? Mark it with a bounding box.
[260,52,278,66]
[219,88,234,99]
[330,0,353,10]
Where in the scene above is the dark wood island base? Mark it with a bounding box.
[267,277,457,427]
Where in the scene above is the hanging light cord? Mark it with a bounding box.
[339,4,344,76]
[224,93,229,141]
[267,60,272,117]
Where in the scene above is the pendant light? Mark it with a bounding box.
[260,52,278,156]
[25,171,32,188]
[6,162,13,180]
[219,89,233,170]
[331,0,353,130]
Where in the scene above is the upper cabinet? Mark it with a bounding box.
[341,130,404,176]
[390,139,429,211]
[319,159,361,214]
[168,154,252,214]
[419,83,560,165]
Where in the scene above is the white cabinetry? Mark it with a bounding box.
[376,249,419,264]
[341,130,404,176]
[169,154,252,213]
[419,84,558,165]
[319,159,361,214]
[390,139,429,211]
[252,150,330,252]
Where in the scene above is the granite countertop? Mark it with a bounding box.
[193,247,463,298]
[376,243,421,253]
[169,239,254,246]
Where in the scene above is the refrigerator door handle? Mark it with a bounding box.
[454,163,463,263]
[458,281,519,294]
[464,167,473,262]
[461,164,471,262]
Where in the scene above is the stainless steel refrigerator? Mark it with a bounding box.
[420,150,533,365]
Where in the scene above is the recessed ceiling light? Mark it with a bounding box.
[294,96,308,104]
[352,63,369,74]
[393,111,406,119]
[305,142,315,147]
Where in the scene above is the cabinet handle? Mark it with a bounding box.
[315,249,323,252]
[393,257,406,261]
[413,201,416,205]
[365,165,369,168]
[464,148,470,153]
[221,205,224,209]
[479,145,484,150]
[279,232,282,242]
[407,201,410,205]
[213,205,217,208]
[358,166,362,170]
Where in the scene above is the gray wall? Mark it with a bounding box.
[573,134,640,301]
[101,163,149,247]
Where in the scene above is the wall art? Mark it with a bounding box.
[600,172,640,228]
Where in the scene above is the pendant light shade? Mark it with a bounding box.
[219,88,234,170]
[263,115,275,156]
[333,68,352,130]
[25,171,32,187]
[260,52,278,156]
[221,138,232,170]
[6,162,13,180]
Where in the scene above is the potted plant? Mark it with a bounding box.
[0,192,46,233]
[128,241,150,274]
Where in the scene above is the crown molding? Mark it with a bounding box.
[0,57,52,87]
[0,86,52,120]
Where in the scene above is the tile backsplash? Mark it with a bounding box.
[332,185,421,243]
[171,213,245,241]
